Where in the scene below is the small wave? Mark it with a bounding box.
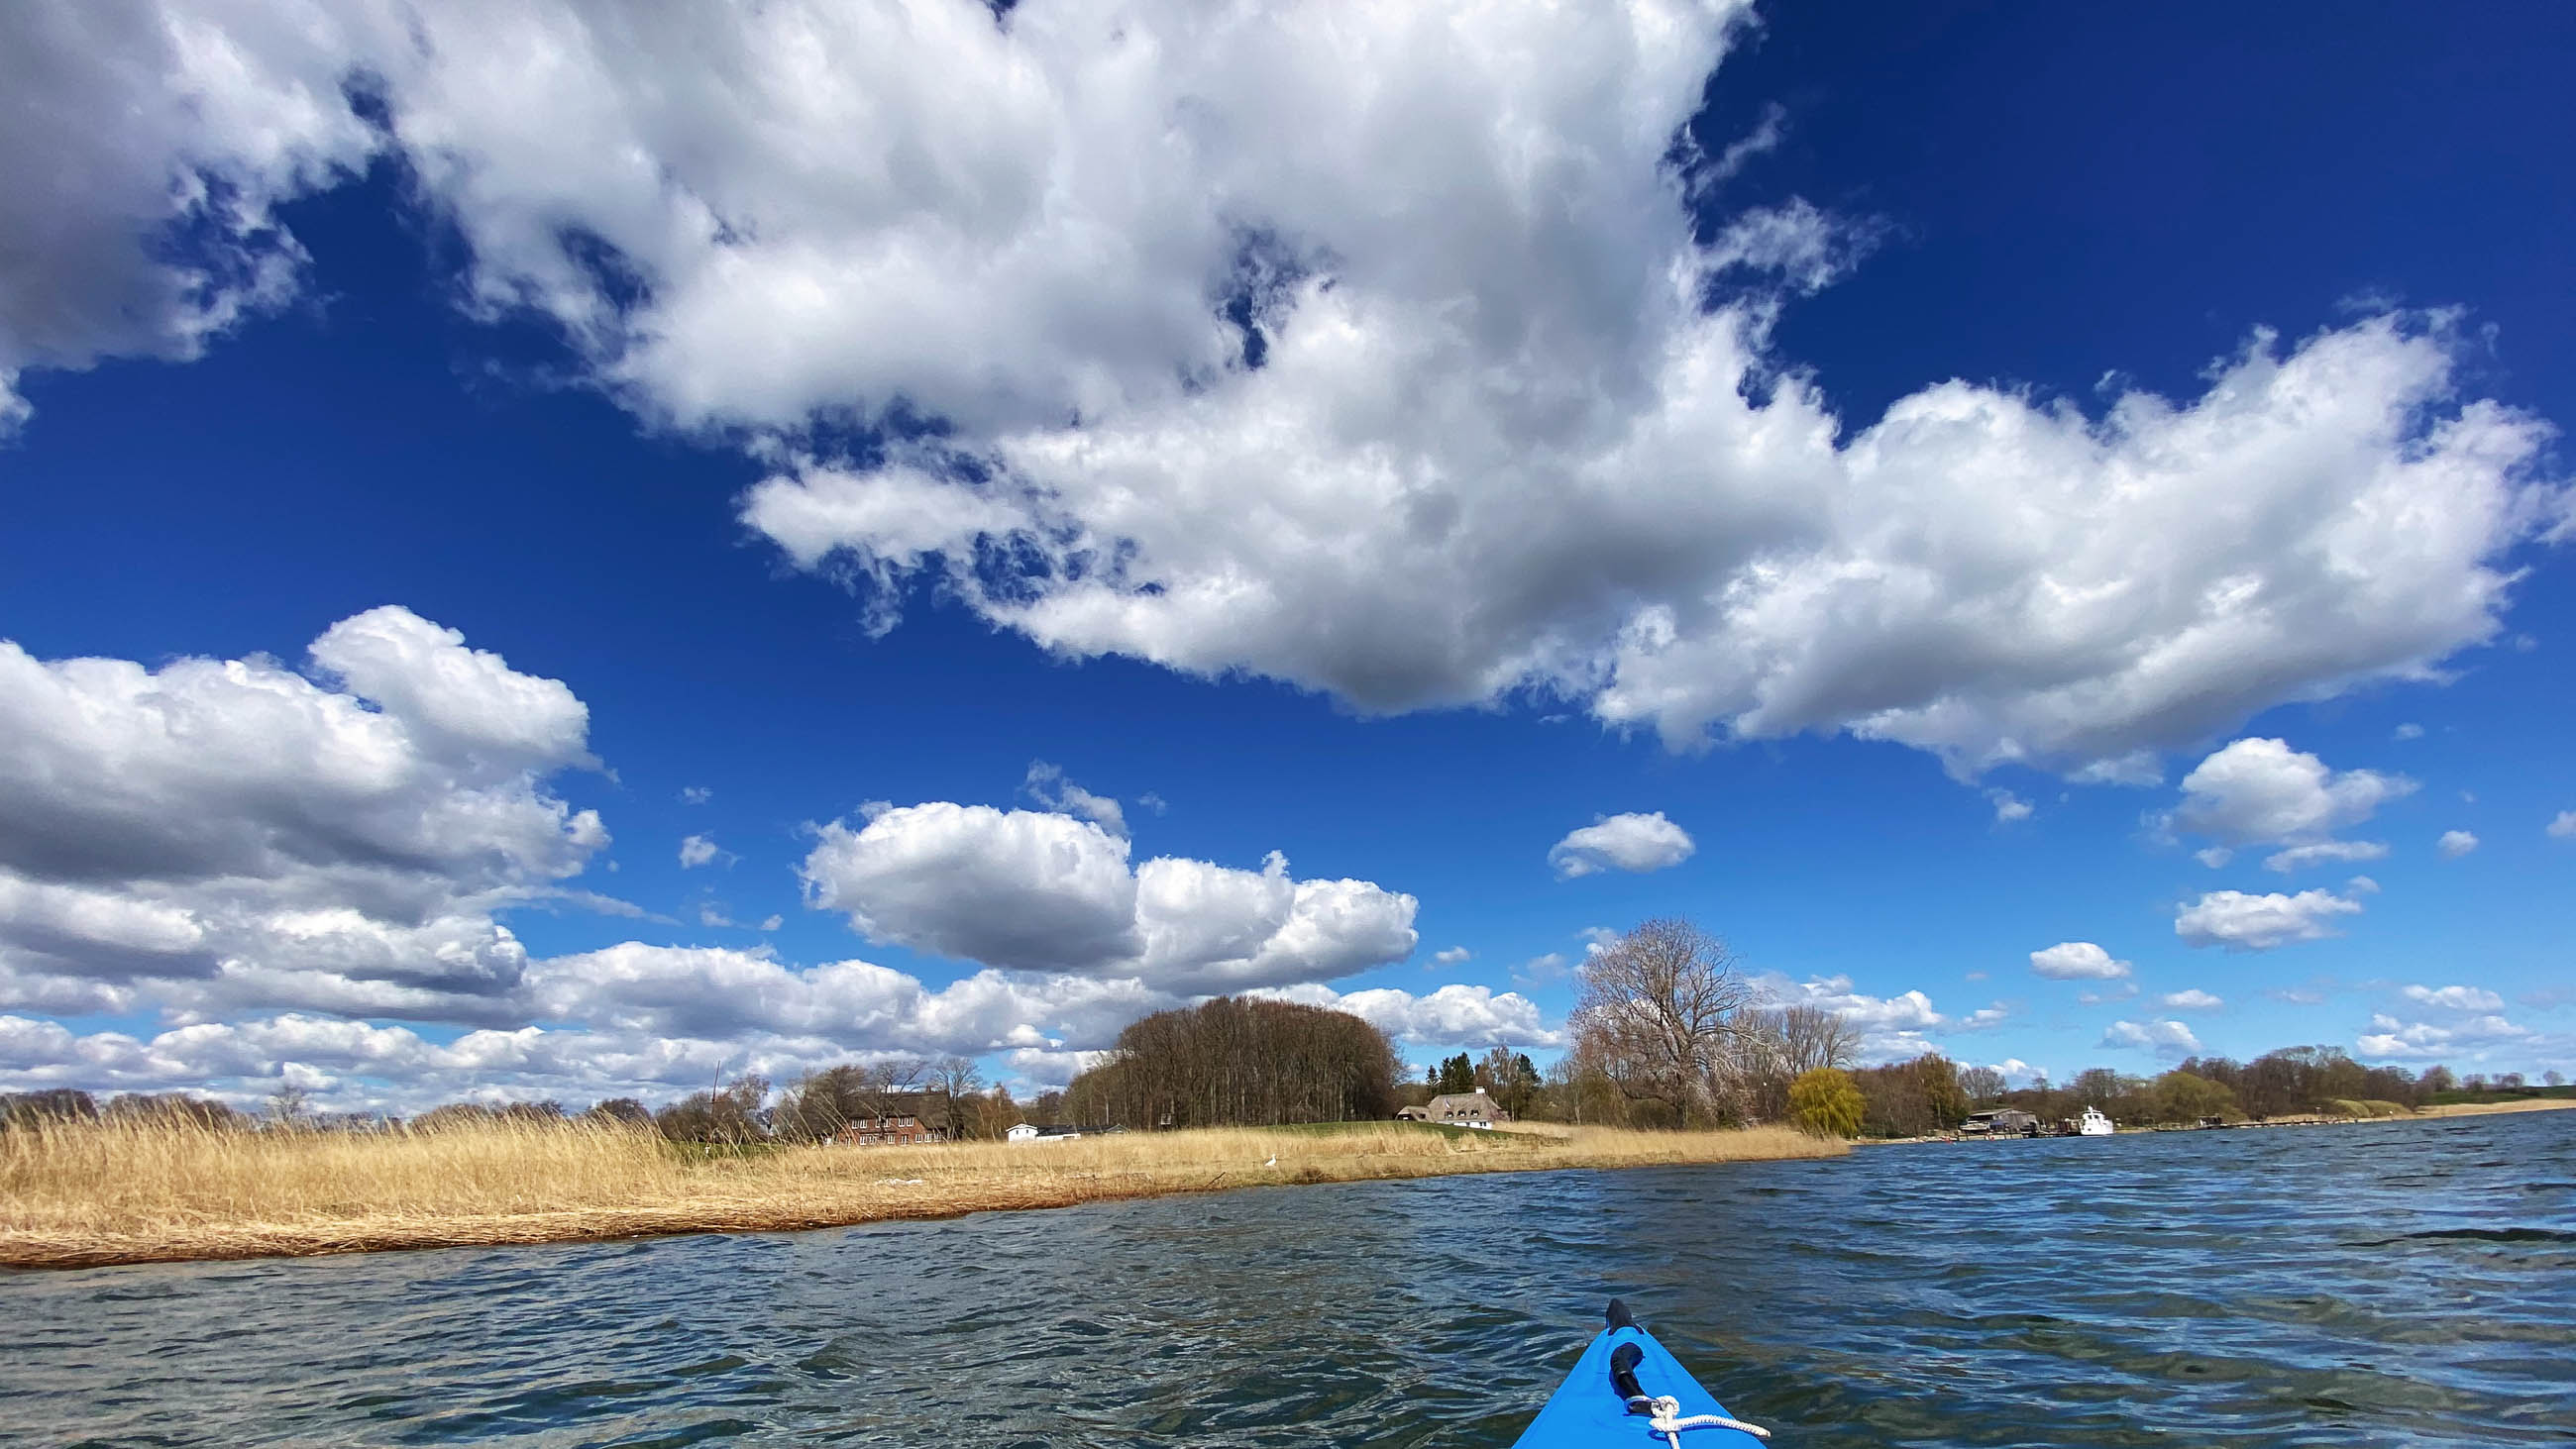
[2365,1227,2576,1246]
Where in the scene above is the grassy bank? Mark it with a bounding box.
[0,1118,1840,1270]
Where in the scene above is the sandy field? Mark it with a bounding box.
[2415,1097,2576,1117]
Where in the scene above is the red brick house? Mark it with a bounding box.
[831,1091,955,1146]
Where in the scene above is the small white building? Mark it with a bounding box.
[1007,1122,1088,1143]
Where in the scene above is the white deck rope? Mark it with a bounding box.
[1627,1393,1771,1445]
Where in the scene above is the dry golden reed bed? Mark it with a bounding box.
[2417,1097,2576,1117]
[0,1118,1840,1270]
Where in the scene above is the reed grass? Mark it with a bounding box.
[0,1118,1840,1269]
[2415,1096,2576,1117]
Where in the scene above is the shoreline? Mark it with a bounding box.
[2415,1097,2576,1117]
[1863,1097,2576,1145]
[1,1120,1840,1272]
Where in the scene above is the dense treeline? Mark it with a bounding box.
[12,1033,2522,1144]
[653,1057,1026,1145]
[1064,996,1401,1129]
[1967,1048,2452,1131]
[0,1057,1031,1147]
[1443,918,2550,1137]
[0,1089,251,1129]
[2418,1066,2567,1098]
[1727,1043,2511,1135]
[1848,1055,1969,1138]
[767,1058,1021,1144]
[1502,1040,2537,1137]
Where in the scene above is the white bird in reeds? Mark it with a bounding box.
[1263,1154,1278,1168]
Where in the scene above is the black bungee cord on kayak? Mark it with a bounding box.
[1604,1300,1771,1445]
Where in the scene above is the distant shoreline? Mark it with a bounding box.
[1860,1097,2576,1145]
[1,1119,1840,1272]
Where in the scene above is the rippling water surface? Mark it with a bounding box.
[9,1111,2574,1447]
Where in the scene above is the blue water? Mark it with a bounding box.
[7,1111,2573,1446]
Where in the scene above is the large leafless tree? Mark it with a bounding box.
[1728,1003,1863,1122]
[1768,1004,1861,1076]
[1570,918,1756,1125]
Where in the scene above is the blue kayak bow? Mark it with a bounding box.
[1511,1300,1771,1448]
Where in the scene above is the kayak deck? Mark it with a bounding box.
[1512,1304,1768,1447]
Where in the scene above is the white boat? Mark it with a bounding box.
[2078,1105,2115,1136]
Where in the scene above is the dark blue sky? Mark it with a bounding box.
[1700,1,2576,423]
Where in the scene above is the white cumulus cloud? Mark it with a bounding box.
[529,943,1164,1056]
[2174,888,2365,951]
[1549,812,1696,880]
[2551,811,2576,840]
[1261,982,1560,1049]
[800,804,1416,991]
[307,607,592,772]
[2159,988,2224,1011]
[2357,1011,2532,1061]
[0,937,1190,1114]
[801,803,1142,975]
[1753,973,2005,1062]
[0,615,1428,1110]
[2101,1019,2201,1059]
[0,3,2556,778]
[2029,942,2131,981]
[2435,829,2479,859]
[2175,738,2412,844]
[2171,738,2410,875]
[0,607,606,1021]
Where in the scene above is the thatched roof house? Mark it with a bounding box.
[1401,1088,1508,1128]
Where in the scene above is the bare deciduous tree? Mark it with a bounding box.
[655,1073,769,1145]
[1771,1004,1861,1076]
[266,1081,310,1126]
[1722,1002,1866,1122]
[1571,918,1754,1126]
[1957,1065,2006,1106]
[931,1055,985,1138]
